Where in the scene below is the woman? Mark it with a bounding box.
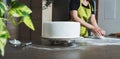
[69,0,105,37]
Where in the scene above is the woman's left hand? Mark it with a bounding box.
[97,27,106,36]
[91,27,105,36]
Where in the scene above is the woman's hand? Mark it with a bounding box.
[91,27,105,36]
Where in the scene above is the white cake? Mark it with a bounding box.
[42,21,80,38]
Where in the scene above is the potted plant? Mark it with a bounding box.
[0,0,35,56]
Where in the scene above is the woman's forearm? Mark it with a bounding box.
[90,14,99,27]
[70,10,95,30]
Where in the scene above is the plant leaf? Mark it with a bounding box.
[0,38,7,56]
[0,20,10,56]
[0,2,7,17]
[22,15,35,31]
[8,1,32,17]
[0,20,10,38]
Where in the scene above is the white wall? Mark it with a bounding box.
[98,0,120,35]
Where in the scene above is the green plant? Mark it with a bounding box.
[0,0,35,56]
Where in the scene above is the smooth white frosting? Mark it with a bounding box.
[42,22,80,38]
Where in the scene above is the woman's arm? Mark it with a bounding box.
[90,14,99,27]
[90,14,106,36]
[70,10,105,36]
[70,10,95,30]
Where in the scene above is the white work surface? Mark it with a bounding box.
[75,37,120,46]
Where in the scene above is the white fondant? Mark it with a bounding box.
[42,22,80,38]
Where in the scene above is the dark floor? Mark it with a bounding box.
[1,42,120,59]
